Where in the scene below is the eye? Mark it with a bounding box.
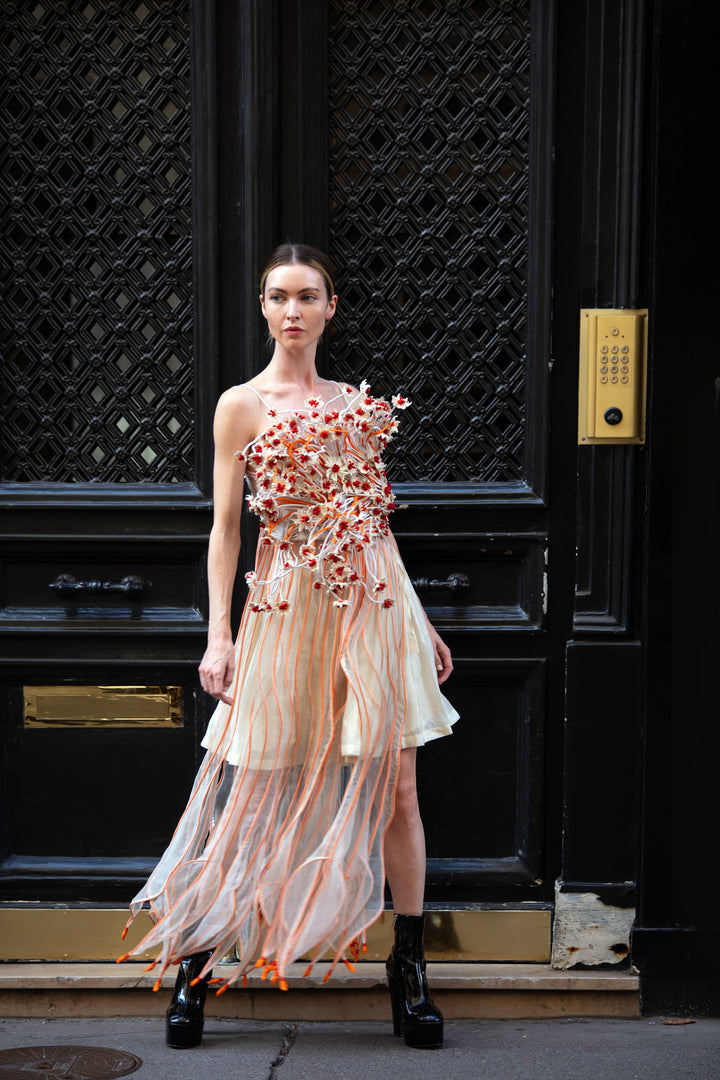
[301,294,318,302]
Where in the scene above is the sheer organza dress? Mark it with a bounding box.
[124,383,458,990]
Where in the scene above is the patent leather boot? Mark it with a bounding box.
[165,951,213,1048]
[386,914,444,1048]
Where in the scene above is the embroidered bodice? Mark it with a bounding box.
[235,381,410,611]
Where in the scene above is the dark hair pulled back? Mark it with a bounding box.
[260,243,336,300]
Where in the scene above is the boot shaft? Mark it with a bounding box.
[390,914,427,963]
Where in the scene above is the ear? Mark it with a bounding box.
[325,294,338,321]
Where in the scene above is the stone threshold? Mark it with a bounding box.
[0,962,639,1020]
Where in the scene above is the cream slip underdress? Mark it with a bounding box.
[123,382,459,990]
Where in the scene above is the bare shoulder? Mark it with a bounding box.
[213,384,263,448]
[216,383,262,412]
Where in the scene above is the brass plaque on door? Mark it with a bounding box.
[23,686,183,728]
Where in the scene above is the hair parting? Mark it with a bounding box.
[260,243,336,300]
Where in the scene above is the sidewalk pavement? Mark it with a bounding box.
[0,1015,717,1079]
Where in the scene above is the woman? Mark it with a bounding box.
[123,243,459,1050]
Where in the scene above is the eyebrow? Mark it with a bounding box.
[265,285,322,293]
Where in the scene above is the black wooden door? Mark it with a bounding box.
[0,0,217,906]
[230,0,561,957]
[1,0,647,965]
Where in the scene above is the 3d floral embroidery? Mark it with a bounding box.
[235,383,409,611]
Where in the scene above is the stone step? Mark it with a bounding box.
[0,962,639,1020]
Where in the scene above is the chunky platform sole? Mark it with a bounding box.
[388,975,444,1049]
[165,1018,204,1049]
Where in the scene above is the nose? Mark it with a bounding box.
[286,299,300,320]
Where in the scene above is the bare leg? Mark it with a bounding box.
[384,746,426,914]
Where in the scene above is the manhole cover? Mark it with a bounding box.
[0,1045,142,1079]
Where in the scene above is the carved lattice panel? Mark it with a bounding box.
[0,0,193,484]
[328,0,530,483]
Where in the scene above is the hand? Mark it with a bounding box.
[424,618,453,685]
[198,641,236,705]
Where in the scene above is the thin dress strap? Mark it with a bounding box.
[243,384,273,409]
[332,381,351,406]
[245,381,349,411]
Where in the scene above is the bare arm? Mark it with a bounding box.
[198,388,259,704]
[386,529,454,685]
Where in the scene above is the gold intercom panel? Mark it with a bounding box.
[578,308,648,444]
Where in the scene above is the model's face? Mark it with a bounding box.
[260,264,336,349]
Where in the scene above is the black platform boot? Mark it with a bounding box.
[165,950,213,1049]
[386,914,444,1049]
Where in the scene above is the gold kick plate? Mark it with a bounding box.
[0,907,551,963]
[578,308,648,444]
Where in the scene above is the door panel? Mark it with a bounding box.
[422,658,546,880]
[0,1,196,488]
[328,0,539,484]
[321,0,554,904]
[327,0,550,503]
[398,531,547,632]
[0,0,216,904]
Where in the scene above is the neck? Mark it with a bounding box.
[265,344,325,393]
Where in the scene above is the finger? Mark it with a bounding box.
[212,672,230,697]
[436,656,453,682]
[205,679,233,704]
[217,662,236,704]
[436,645,453,684]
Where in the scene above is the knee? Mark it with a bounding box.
[393,772,420,822]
